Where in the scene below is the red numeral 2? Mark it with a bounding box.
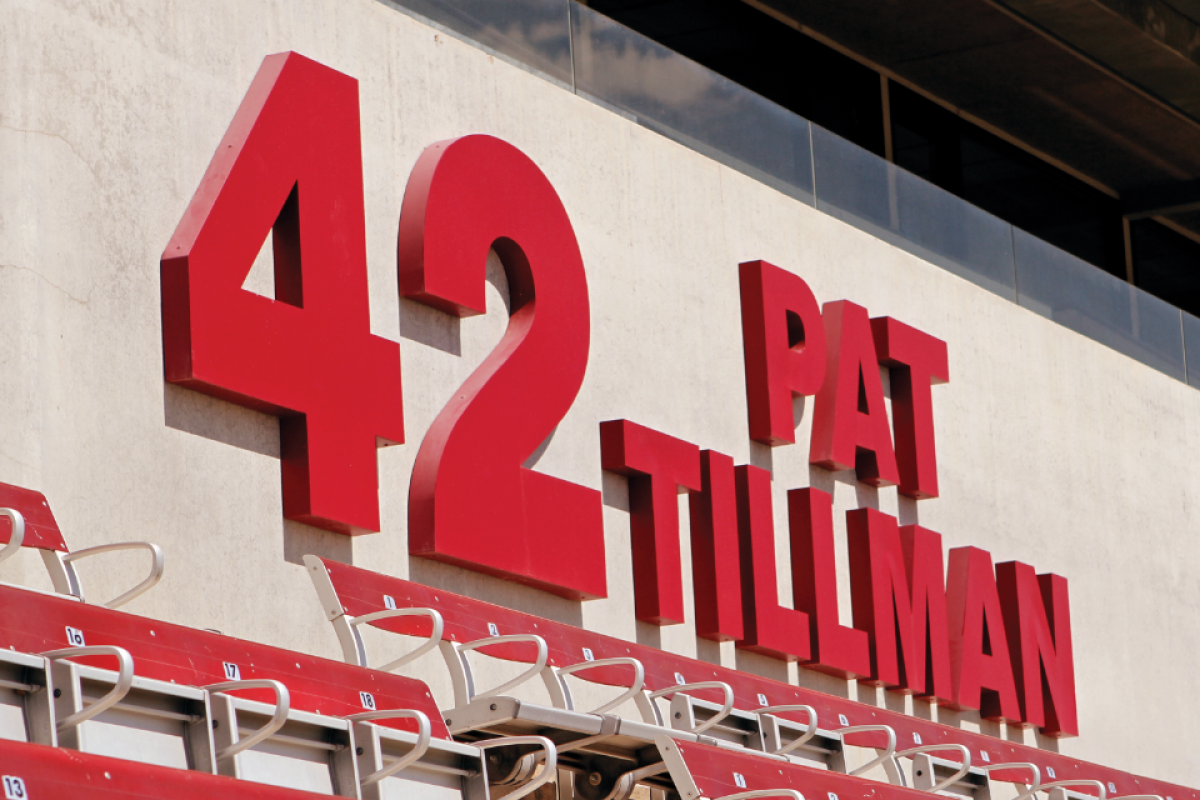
[161,52,404,535]
[399,135,606,600]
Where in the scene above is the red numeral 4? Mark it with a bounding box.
[161,52,403,535]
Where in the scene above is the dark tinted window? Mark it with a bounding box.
[891,85,1124,277]
[590,2,1149,288]
[587,0,884,155]
[1131,219,1200,317]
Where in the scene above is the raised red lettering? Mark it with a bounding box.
[689,450,744,641]
[735,465,810,661]
[600,420,701,625]
[946,546,1022,722]
[848,513,953,701]
[810,301,899,485]
[871,317,948,499]
[399,135,605,600]
[739,260,827,446]
[790,490,871,679]
[161,52,404,535]
[997,562,1078,736]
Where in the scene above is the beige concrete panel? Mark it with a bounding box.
[1,0,1200,786]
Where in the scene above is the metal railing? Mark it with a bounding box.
[379,0,1200,387]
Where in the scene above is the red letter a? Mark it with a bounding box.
[810,301,899,486]
[946,547,1022,723]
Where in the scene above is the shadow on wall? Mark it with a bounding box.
[163,384,354,567]
[400,297,462,356]
[601,470,630,511]
[409,557,585,628]
[163,383,280,458]
[282,519,353,567]
[399,246,513,358]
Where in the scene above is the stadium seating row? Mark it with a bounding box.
[0,481,1190,800]
[305,557,1187,800]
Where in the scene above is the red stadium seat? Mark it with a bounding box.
[0,482,164,608]
[0,583,557,800]
[305,557,1184,800]
[0,738,336,799]
[657,736,939,800]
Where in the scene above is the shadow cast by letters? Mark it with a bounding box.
[399,297,462,356]
[283,518,352,566]
[163,383,281,458]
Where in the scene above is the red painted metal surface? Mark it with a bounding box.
[0,482,68,552]
[997,562,1077,737]
[689,450,744,643]
[669,739,934,800]
[312,559,1199,800]
[790,489,870,680]
[848,514,953,702]
[739,260,827,447]
[667,739,956,800]
[871,317,949,500]
[0,584,446,738]
[810,300,899,486]
[161,52,404,536]
[734,465,811,663]
[946,547,1022,723]
[398,134,604,602]
[0,738,329,798]
[600,420,702,626]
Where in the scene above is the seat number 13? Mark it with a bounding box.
[3,776,27,799]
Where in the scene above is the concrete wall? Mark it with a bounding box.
[1,0,1197,786]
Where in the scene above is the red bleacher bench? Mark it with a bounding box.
[305,557,1183,800]
[657,738,1167,800]
[0,583,556,800]
[0,738,334,799]
[659,736,939,800]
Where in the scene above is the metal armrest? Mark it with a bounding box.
[601,762,670,800]
[1017,780,1107,800]
[894,743,970,792]
[205,679,290,761]
[351,608,444,672]
[639,681,734,734]
[42,645,134,730]
[303,555,443,672]
[345,708,432,786]
[0,509,25,565]
[717,792,804,800]
[838,724,896,777]
[54,541,165,608]
[979,761,1040,793]
[476,735,558,800]
[755,704,818,755]
[543,656,645,714]
[442,634,548,708]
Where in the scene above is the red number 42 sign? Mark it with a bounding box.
[161,53,606,599]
